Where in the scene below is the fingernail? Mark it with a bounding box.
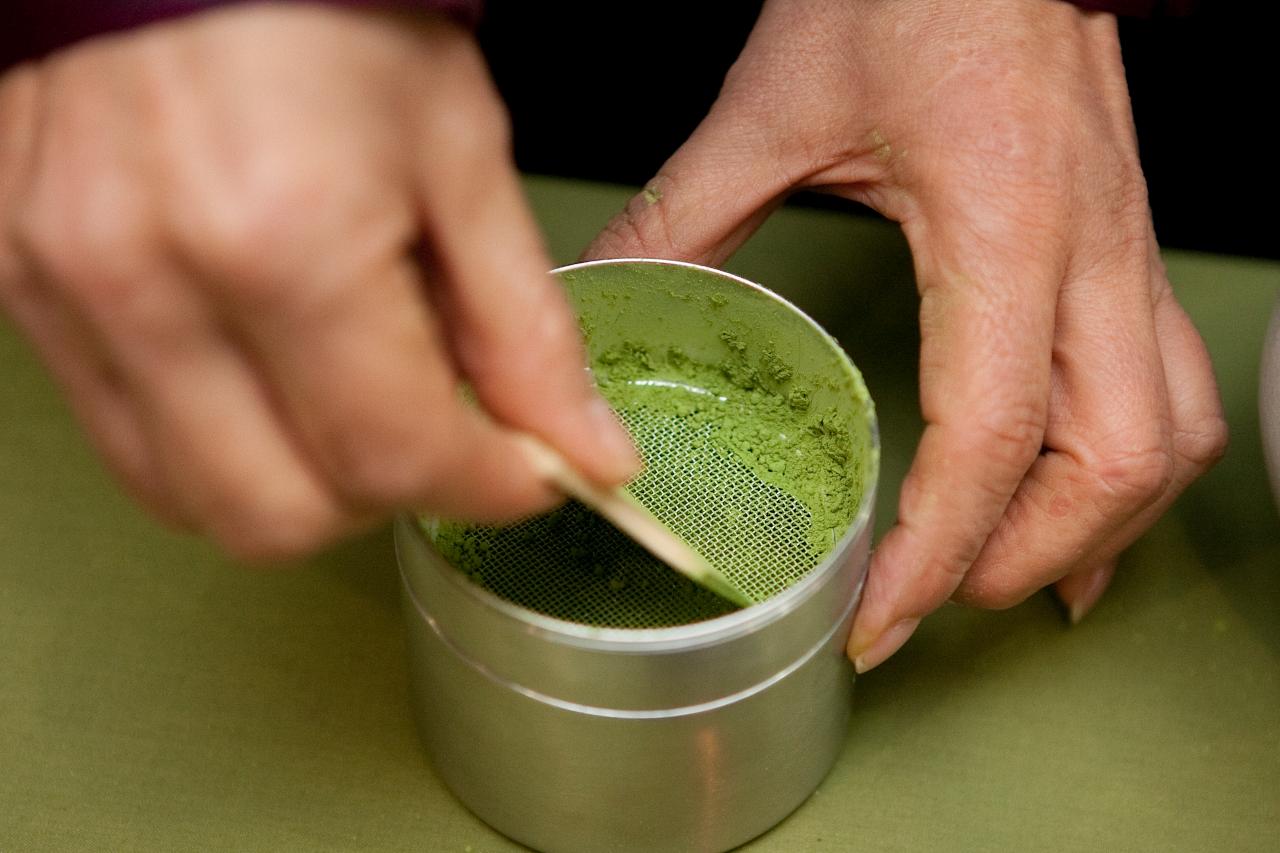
[1067,564,1113,625]
[586,396,642,479]
[853,617,920,674]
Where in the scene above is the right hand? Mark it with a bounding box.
[584,0,1227,668]
[0,4,638,559]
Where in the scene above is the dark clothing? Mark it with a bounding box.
[1,0,483,69]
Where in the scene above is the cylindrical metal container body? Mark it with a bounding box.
[396,259,879,852]
[396,507,871,853]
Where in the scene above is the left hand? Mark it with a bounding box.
[585,0,1227,671]
[0,6,638,560]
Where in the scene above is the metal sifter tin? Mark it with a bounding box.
[396,259,879,852]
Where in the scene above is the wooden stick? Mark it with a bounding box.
[517,435,754,608]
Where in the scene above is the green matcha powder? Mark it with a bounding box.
[430,325,863,628]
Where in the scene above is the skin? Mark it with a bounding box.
[0,1,1227,671]
[584,0,1228,670]
[0,6,639,560]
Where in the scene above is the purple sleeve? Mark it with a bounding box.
[1,0,483,68]
[1059,0,1198,15]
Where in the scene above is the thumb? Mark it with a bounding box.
[583,97,790,267]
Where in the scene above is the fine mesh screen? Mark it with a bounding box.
[621,404,817,603]
[431,384,827,629]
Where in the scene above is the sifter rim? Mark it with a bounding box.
[416,258,881,653]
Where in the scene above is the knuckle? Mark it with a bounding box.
[16,202,207,350]
[1173,414,1229,471]
[7,144,160,309]
[433,85,512,159]
[469,283,583,383]
[597,191,679,260]
[952,532,1038,610]
[10,206,51,272]
[180,165,319,295]
[596,210,650,257]
[81,209,150,265]
[1090,443,1175,506]
[12,201,70,274]
[966,403,1046,473]
[322,425,443,507]
[526,296,583,366]
[957,574,1035,610]
[14,195,152,306]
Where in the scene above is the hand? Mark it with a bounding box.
[585,0,1226,669]
[0,5,638,559]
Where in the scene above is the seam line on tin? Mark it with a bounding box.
[402,579,859,720]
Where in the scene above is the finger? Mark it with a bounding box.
[847,200,1063,673]
[955,255,1220,609]
[580,89,797,266]
[581,0,896,267]
[1054,279,1227,616]
[18,203,360,557]
[411,73,639,487]
[201,244,564,523]
[582,168,784,267]
[1,63,182,527]
[133,336,364,561]
[55,246,369,559]
[0,262,181,526]
[1093,282,1228,539]
[151,29,568,524]
[952,249,1170,607]
[1053,557,1117,625]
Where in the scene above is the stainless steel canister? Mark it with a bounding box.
[396,259,879,853]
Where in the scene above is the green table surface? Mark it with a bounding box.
[3,176,1278,852]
